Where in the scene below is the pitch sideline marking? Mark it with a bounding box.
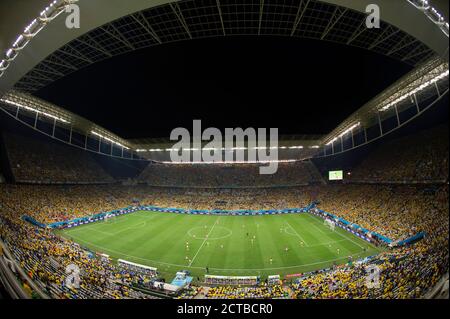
[188,217,220,267]
[62,211,381,272]
[61,232,368,271]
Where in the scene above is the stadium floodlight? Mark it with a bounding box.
[144,145,310,152]
[339,123,360,137]
[408,0,449,36]
[0,60,6,69]
[91,131,130,150]
[0,98,70,123]
[326,137,338,146]
[379,69,449,112]
[325,123,360,145]
[0,0,77,78]
[309,145,320,149]
[143,146,308,152]
[160,159,299,164]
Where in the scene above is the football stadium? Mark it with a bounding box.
[0,0,449,302]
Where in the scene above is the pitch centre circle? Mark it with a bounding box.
[187,226,232,240]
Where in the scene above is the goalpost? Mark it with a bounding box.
[104,213,115,223]
[324,219,336,231]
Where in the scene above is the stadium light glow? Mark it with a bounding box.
[0,0,77,78]
[408,0,449,36]
[138,146,307,152]
[159,159,300,165]
[91,131,130,150]
[380,69,449,111]
[0,98,70,123]
[326,123,360,145]
[326,138,338,146]
[339,123,360,137]
[288,146,304,149]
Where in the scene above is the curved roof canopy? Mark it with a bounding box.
[0,0,448,158]
[0,0,449,94]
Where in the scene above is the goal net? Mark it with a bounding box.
[104,213,115,223]
[324,219,336,231]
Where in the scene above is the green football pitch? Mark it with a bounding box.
[59,211,382,280]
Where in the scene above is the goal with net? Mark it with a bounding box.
[104,213,116,223]
[324,219,336,231]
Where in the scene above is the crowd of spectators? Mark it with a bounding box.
[0,183,447,241]
[205,285,288,299]
[4,133,115,184]
[0,123,448,299]
[0,208,159,299]
[0,185,315,224]
[0,182,447,299]
[291,189,448,298]
[349,125,449,183]
[312,184,448,242]
[137,161,324,187]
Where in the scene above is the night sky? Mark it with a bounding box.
[35,36,412,139]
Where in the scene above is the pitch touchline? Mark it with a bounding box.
[188,217,220,267]
[63,233,369,271]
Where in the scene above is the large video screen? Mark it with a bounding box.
[328,170,343,180]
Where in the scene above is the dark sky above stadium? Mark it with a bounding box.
[36,36,412,139]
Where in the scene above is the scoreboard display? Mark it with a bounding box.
[328,170,343,180]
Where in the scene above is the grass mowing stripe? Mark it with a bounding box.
[188,216,220,267]
[60,211,382,279]
[306,213,379,252]
[285,220,310,247]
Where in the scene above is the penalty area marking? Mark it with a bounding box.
[305,213,373,251]
[284,221,310,247]
[283,227,347,248]
[64,232,371,272]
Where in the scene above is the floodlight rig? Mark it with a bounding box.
[0,0,79,78]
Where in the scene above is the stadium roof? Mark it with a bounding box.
[0,0,448,157]
[1,0,448,94]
